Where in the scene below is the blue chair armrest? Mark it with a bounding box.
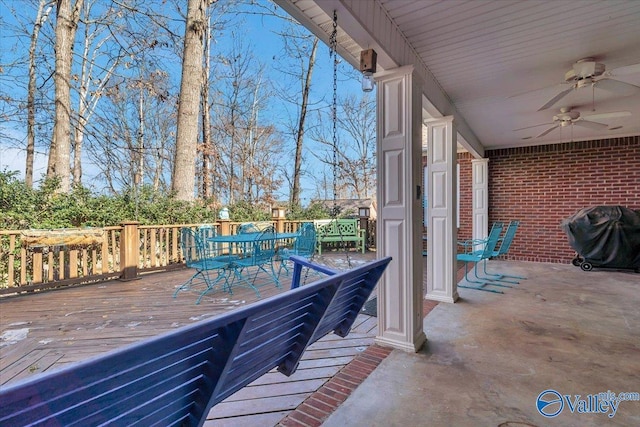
[289,255,339,289]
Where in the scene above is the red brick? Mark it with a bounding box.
[350,356,378,370]
[323,380,352,395]
[288,410,322,427]
[334,371,361,385]
[312,391,343,407]
[305,396,337,413]
[357,352,384,365]
[318,385,348,402]
[366,345,392,357]
[341,363,371,379]
[329,376,358,391]
[297,402,329,421]
[278,416,308,427]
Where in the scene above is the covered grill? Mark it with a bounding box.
[561,206,640,272]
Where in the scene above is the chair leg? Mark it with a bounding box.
[278,259,290,277]
[482,260,526,281]
[462,261,479,284]
[458,283,504,294]
[471,262,514,288]
[173,270,204,297]
[229,266,261,298]
[458,263,504,293]
[195,270,231,304]
[268,262,281,288]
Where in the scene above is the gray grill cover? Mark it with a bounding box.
[561,206,640,269]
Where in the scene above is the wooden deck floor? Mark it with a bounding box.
[0,253,379,425]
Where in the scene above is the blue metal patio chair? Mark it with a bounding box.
[457,221,513,293]
[174,227,233,304]
[197,224,218,254]
[229,225,280,297]
[481,220,527,282]
[236,222,262,257]
[237,222,260,234]
[278,222,316,276]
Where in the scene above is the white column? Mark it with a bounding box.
[425,117,459,303]
[472,159,489,243]
[375,65,426,353]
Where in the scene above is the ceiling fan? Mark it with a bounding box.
[513,107,632,139]
[536,58,640,111]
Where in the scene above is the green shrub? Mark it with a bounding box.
[0,172,334,230]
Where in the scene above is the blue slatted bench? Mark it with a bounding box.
[0,255,391,427]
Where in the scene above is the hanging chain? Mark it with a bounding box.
[301,11,340,287]
[330,10,339,219]
[329,11,352,269]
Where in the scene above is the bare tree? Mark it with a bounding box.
[268,21,322,209]
[198,0,234,203]
[71,0,129,186]
[89,69,175,194]
[26,0,54,188]
[200,10,214,201]
[171,0,208,201]
[309,92,376,199]
[209,33,284,206]
[289,36,318,207]
[211,35,253,204]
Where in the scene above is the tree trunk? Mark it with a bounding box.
[136,87,145,187]
[72,116,85,186]
[171,0,207,201]
[27,0,51,189]
[201,11,212,200]
[290,37,318,208]
[49,0,81,193]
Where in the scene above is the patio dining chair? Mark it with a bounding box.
[197,224,218,254]
[174,227,233,304]
[481,220,527,282]
[236,222,262,257]
[278,222,316,276]
[457,221,513,293]
[229,225,280,298]
[237,222,260,234]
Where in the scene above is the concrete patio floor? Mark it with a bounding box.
[323,261,640,427]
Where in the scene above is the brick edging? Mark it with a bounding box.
[277,344,393,427]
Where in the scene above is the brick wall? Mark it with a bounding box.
[457,152,473,243]
[486,136,640,263]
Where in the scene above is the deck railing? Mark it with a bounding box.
[0,218,375,295]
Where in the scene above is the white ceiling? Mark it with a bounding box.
[277,0,640,150]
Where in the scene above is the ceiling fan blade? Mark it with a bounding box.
[512,122,552,131]
[608,62,640,76]
[574,120,607,130]
[507,83,568,100]
[595,78,640,95]
[583,110,631,121]
[538,87,574,111]
[536,125,559,138]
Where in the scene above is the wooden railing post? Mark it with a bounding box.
[271,207,286,234]
[120,221,140,281]
[219,219,231,236]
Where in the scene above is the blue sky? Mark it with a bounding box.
[0,0,364,201]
